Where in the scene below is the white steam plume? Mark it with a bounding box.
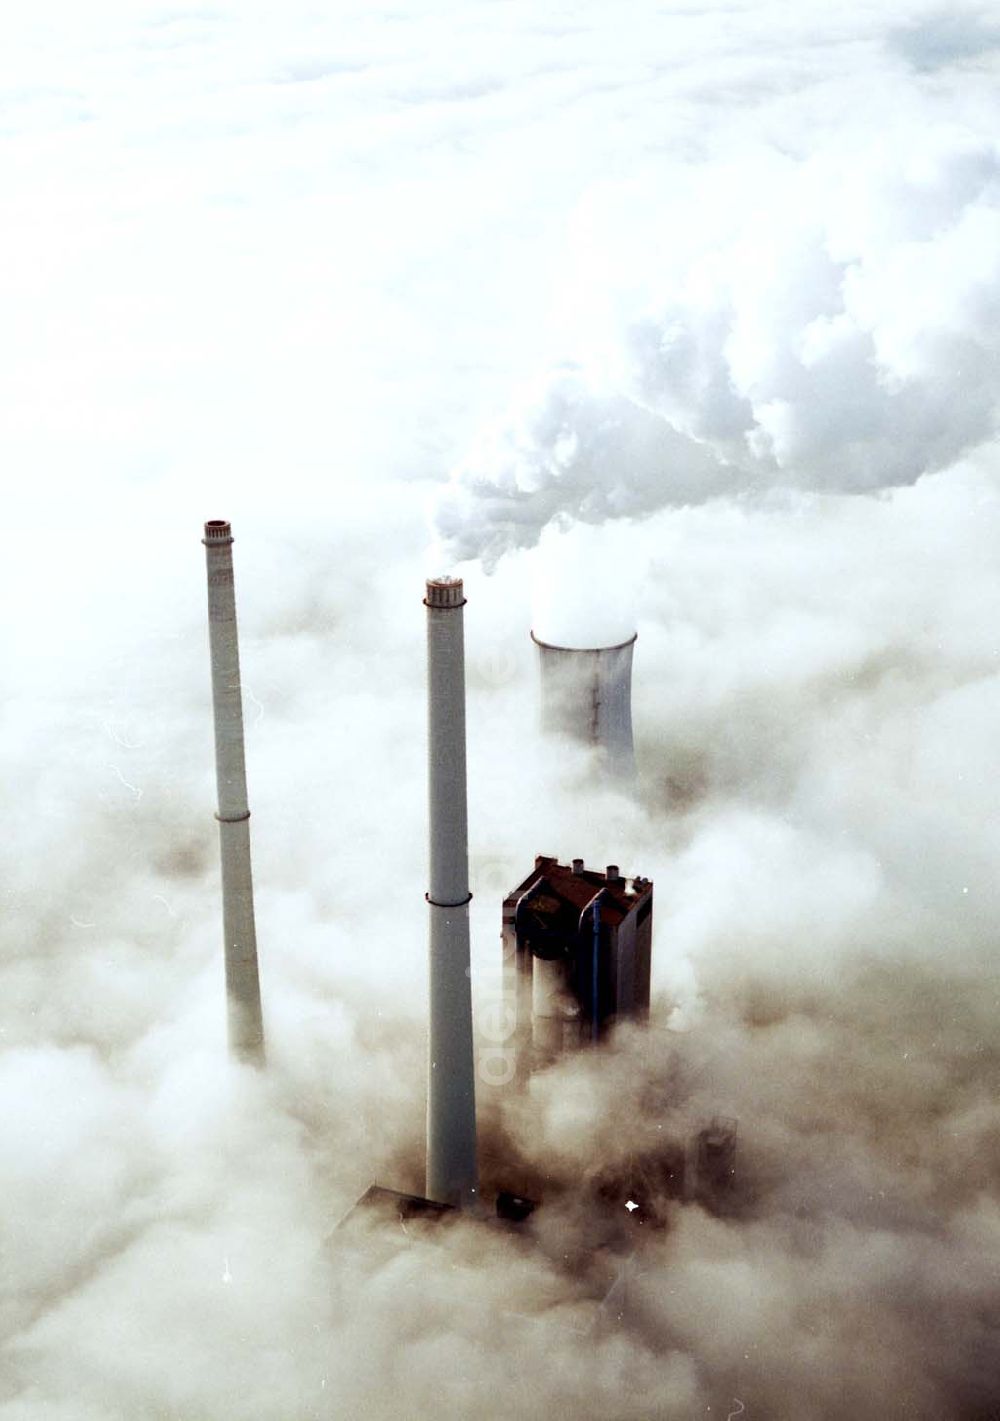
[438,128,1000,566]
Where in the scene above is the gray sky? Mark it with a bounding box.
[1,3,999,1418]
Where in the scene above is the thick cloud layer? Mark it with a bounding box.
[2,3,999,1419]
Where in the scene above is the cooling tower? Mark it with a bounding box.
[531,631,636,776]
[202,520,265,1066]
[425,577,479,1208]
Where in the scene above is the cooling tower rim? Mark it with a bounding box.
[530,629,637,653]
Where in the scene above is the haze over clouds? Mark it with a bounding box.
[1,2,999,1418]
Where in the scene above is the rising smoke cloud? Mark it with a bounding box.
[2,2,1000,1419]
[438,127,1000,567]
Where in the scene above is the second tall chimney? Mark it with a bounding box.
[203,519,265,1066]
[425,576,479,1207]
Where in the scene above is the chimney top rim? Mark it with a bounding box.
[202,519,233,546]
[425,576,467,609]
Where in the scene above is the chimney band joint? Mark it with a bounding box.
[425,891,473,908]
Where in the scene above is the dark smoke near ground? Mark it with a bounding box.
[2,1,1000,1418]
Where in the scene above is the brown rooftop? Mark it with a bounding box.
[505,855,652,927]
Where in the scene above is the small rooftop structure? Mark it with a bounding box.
[694,1117,738,1197]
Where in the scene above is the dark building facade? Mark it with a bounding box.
[502,855,653,1078]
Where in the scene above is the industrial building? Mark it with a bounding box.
[502,856,653,1078]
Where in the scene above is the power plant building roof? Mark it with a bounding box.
[505,855,652,927]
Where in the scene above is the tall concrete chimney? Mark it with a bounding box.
[425,576,478,1208]
[531,631,637,777]
[203,520,265,1066]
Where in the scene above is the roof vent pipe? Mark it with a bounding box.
[578,888,608,1045]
